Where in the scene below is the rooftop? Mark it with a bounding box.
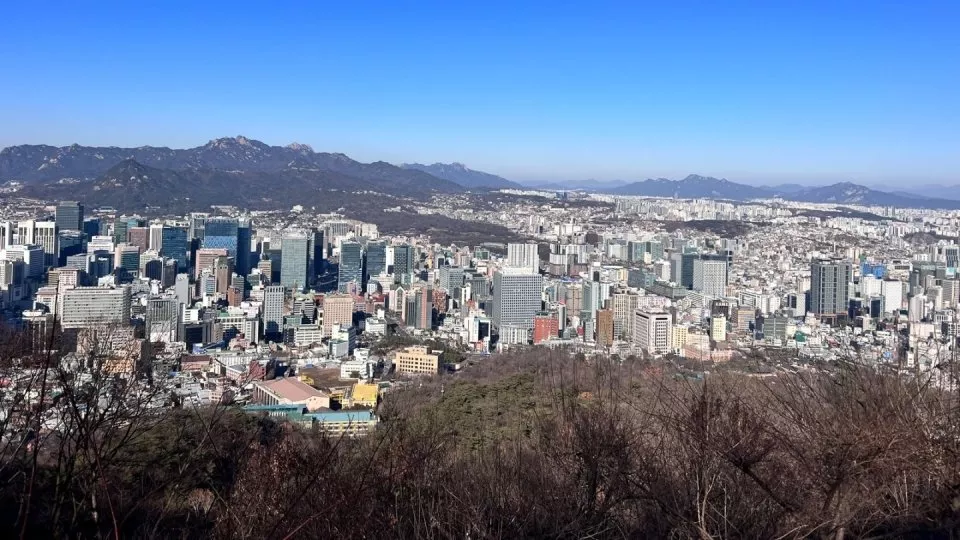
[259,377,329,402]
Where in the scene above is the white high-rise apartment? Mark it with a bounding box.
[506,243,539,275]
[634,310,672,355]
[693,259,727,298]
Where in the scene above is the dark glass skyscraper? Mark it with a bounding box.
[393,244,414,285]
[236,219,252,276]
[55,201,84,232]
[338,241,363,292]
[365,241,387,282]
[311,228,325,279]
[160,225,189,271]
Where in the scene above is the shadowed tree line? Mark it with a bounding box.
[2,324,960,539]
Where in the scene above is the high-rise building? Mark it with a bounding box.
[112,219,129,246]
[365,241,387,281]
[236,219,253,276]
[634,310,672,355]
[17,220,58,267]
[611,291,640,340]
[596,308,614,346]
[114,244,141,275]
[323,293,355,337]
[679,252,698,289]
[710,315,727,342]
[146,296,179,343]
[82,218,100,239]
[693,259,728,298]
[492,269,543,331]
[506,243,540,274]
[60,286,132,329]
[392,244,415,285]
[55,201,84,232]
[881,279,904,315]
[149,223,164,252]
[810,260,852,317]
[413,284,433,330]
[202,217,239,259]
[439,265,464,292]
[338,241,363,292]
[160,225,189,271]
[188,213,208,242]
[532,312,559,344]
[127,227,150,252]
[195,248,228,279]
[263,285,285,337]
[174,273,191,307]
[280,230,310,293]
[310,228,325,279]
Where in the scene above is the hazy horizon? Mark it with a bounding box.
[2,2,957,186]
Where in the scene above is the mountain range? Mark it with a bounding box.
[400,162,521,189]
[1,136,957,211]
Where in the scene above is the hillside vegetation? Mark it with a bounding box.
[2,337,959,538]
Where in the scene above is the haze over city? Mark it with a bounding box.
[2,1,958,185]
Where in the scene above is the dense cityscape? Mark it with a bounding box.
[3,1,959,537]
[1,184,958,435]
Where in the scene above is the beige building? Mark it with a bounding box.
[394,345,441,375]
[322,293,355,337]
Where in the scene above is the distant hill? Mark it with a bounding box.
[607,174,960,210]
[400,162,521,189]
[610,174,771,200]
[0,136,465,210]
[784,182,960,209]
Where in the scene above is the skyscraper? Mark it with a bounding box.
[693,259,728,298]
[263,285,285,337]
[365,241,387,281]
[492,269,543,331]
[236,219,252,276]
[202,217,239,258]
[149,223,164,252]
[55,201,84,232]
[393,244,415,285]
[506,243,540,274]
[810,260,852,317]
[338,241,363,292]
[146,296,179,343]
[280,230,310,293]
[311,228,325,279]
[17,220,58,267]
[596,308,614,346]
[160,225,188,271]
[439,265,464,292]
[322,293,355,337]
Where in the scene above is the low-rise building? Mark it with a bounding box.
[394,345,441,375]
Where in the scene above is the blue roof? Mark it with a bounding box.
[244,404,304,412]
[305,410,374,423]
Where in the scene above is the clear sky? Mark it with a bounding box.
[1,1,958,185]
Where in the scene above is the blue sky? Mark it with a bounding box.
[1,1,958,185]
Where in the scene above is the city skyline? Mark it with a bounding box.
[2,2,957,185]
